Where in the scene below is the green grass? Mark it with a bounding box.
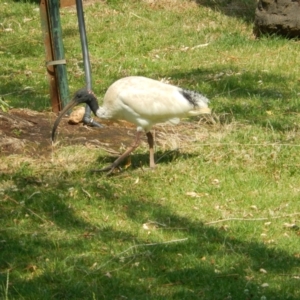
[1,0,300,299]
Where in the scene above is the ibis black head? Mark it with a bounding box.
[51,88,99,142]
[72,89,99,114]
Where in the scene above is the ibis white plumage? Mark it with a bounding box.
[52,76,210,174]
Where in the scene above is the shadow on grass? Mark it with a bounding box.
[195,0,257,23]
[1,169,299,299]
[167,66,300,132]
[1,89,49,112]
[94,149,199,173]
[12,0,257,23]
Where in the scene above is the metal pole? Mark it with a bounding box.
[47,0,70,109]
[75,0,103,127]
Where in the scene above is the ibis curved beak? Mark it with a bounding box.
[51,98,79,142]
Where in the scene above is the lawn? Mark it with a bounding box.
[0,0,299,299]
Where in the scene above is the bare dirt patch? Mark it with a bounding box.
[0,109,137,158]
[0,109,212,165]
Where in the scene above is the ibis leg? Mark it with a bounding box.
[146,131,156,168]
[91,131,143,174]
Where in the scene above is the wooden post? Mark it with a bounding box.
[40,0,70,112]
[40,0,60,112]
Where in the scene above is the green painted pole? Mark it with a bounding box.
[47,0,69,109]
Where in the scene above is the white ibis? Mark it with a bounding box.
[52,76,210,174]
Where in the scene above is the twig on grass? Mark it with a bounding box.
[278,274,300,277]
[81,188,92,199]
[191,143,300,148]
[4,195,52,224]
[27,191,41,200]
[5,269,9,300]
[147,220,167,227]
[205,213,300,225]
[155,149,180,164]
[113,238,188,257]
[0,86,34,97]
[94,238,188,271]
[129,12,152,23]
[216,273,239,278]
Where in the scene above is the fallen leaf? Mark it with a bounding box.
[186,191,200,198]
[245,275,254,281]
[259,268,267,274]
[212,179,220,185]
[26,265,37,272]
[191,43,209,49]
[24,70,32,77]
[124,156,131,169]
[283,223,296,228]
[90,262,97,269]
[283,223,299,231]
[142,223,157,230]
[82,232,95,239]
[261,283,269,288]
[219,225,229,231]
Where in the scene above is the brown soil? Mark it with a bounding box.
[0,109,137,158]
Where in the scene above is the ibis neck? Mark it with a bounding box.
[88,99,100,115]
